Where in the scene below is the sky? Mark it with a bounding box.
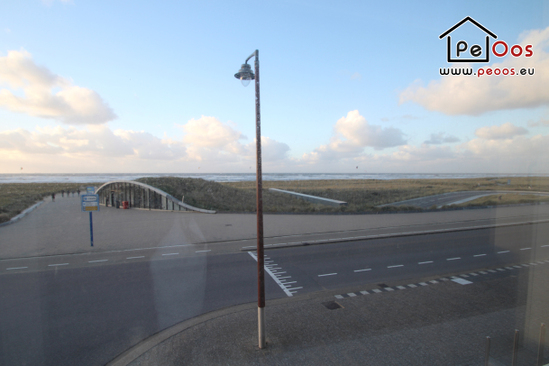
[0,0,548,174]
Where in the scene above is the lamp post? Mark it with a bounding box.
[234,50,266,349]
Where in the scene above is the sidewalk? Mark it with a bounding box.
[0,197,547,259]
[109,263,549,366]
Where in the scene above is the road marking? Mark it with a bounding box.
[318,273,337,277]
[347,292,357,297]
[88,259,108,263]
[248,252,295,297]
[195,250,211,253]
[126,256,145,260]
[542,245,549,248]
[162,253,179,256]
[354,268,371,272]
[497,250,510,254]
[396,286,407,290]
[283,281,297,285]
[384,287,395,291]
[452,278,473,285]
[6,267,28,271]
[48,263,69,267]
[372,289,382,293]
[407,284,417,288]
[287,287,303,291]
[473,254,486,257]
[360,290,369,295]
[520,247,532,251]
[418,261,433,265]
[447,257,461,261]
[387,264,404,269]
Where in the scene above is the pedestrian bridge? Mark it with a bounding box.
[95,180,215,214]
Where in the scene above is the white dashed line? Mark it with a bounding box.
[126,256,145,260]
[520,248,532,251]
[48,263,69,267]
[498,250,510,254]
[88,259,108,263]
[195,250,211,253]
[6,267,28,271]
[387,265,404,269]
[162,253,179,256]
[473,254,486,257]
[542,245,549,248]
[418,261,433,265]
[318,273,337,277]
[354,268,371,272]
[447,257,461,261]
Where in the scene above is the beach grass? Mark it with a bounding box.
[1,176,547,223]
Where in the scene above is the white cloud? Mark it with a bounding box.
[399,28,549,115]
[303,110,407,162]
[424,132,460,145]
[475,122,528,140]
[0,50,116,124]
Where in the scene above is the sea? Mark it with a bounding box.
[0,173,545,184]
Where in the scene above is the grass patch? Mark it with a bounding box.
[224,176,549,208]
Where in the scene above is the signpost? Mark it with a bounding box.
[81,194,99,247]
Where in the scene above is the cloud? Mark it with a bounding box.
[350,72,362,80]
[303,110,407,162]
[0,50,116,124]
[528,117,549,127]
[257,137,290,161]
[423,132,460,145]
[0,125,187,161]
[475,122,528,140]
[399,28,549,115]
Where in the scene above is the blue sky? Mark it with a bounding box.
[0,0,548,174]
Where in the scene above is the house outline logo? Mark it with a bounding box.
[439,16,497,63]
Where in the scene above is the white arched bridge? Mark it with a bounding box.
[95,180,215,214]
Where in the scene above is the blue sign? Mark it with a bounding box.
[81,194,99,212]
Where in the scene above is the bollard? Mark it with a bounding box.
[512,329,519,366]
[484,336,491,366]
[537,323,546,366]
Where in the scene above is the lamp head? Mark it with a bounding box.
[234,63,254,87]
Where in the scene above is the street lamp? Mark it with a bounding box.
[234,49,266,349]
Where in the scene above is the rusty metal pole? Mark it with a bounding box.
[253,49,266,349]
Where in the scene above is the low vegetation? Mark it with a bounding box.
[0,176,547,224]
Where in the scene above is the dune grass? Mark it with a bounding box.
[1,176,547,223]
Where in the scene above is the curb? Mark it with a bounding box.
[240,218,549,251]
[0,200,44,227]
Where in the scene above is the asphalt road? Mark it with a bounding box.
[0,221,547,366]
